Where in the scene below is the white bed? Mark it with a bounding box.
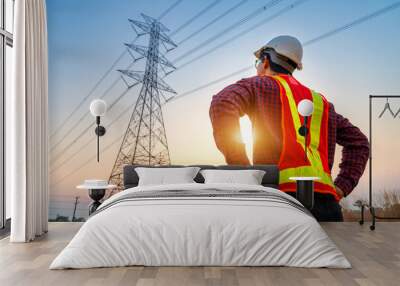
[50,183,350,269]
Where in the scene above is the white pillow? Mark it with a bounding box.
[135,167,200,186]
[200,169,266,185]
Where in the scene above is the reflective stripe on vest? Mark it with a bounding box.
[271,75,339,201]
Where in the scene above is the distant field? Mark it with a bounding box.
[343,190,400,221]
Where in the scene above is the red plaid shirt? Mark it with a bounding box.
[209,75,370,196]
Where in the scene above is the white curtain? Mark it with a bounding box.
[9,0,49,242]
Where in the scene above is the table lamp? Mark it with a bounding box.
[89,99,107,162]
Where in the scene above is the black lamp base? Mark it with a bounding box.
[296,180,314,210]
[88,189,106,215]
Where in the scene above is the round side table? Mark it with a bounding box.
[76,183,117,215]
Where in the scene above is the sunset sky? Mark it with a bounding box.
[47,0,400,218]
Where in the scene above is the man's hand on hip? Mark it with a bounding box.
[335,185,345,199]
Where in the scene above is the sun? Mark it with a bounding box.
[239,116,254,163]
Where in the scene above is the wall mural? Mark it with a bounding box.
[47,0,400,222]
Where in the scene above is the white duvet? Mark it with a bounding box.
[50,183,351,269]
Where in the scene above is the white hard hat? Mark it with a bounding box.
[254,35,303,70]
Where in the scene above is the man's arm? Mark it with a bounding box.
[333,106,370,197]
[209,78,255,165]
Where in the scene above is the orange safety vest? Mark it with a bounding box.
[270,75,340,201]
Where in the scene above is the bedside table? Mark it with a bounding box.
[77,181,117,215]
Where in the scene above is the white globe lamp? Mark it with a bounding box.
[90,99,107,117]
[297,99,314,117]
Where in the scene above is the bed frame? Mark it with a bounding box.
[123,164,280,189]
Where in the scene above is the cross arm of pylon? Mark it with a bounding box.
[157,52,176,69]
[141,13,169,32]
[158,90,173,103]
[118,70,144,87]
[130,14,176,49]
[154,77,176,94]
[124,43,147,58]
[159,31,177,49]
[128,19,151,35]
[125,43,176,69]
[125,48,145,63]
[119,70,175,94]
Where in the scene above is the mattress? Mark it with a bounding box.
[50,183,351,269]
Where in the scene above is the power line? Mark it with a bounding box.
[51,99,135,172]
[169,0,222,37]
[50,1,400,171]
[51,88,177,171]
[50,84,137,163]
[49,0,303,165]
[172,0,284,63]
[50,123,93,163]
[158,0,183,20]
[50,71,125,153]
[50,2,388,184]
[49,0,400,186]
[51,133,125,187]
[49,37,138,140]
[50,4,251,160]
[177,0,308,70]
[50,0,184,140]
[50,0,282,159]
[170,0,400,103]
[176,0,249,45]
[50,67,138,157]
[302,1,400,46]
[166,66,253,104]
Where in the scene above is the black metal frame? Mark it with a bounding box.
[94,116,106,162]
[358,95,400,230]
[0,0,14,232]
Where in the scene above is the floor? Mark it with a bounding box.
[0,219,11,239]
[0,222,399,286]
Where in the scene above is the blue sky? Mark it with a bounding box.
[47,0,400,217]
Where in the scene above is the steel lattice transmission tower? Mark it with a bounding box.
[109,14,177,188]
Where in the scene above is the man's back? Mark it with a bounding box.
[209,75,369,197]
